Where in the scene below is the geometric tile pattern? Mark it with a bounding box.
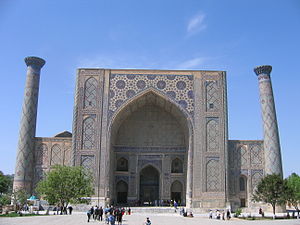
[81,155,95,174]
[82,117,95,149]
[206,119,219,152]
[255,65,283,175]
[250,145,262,165]
[84,77,98,108]
[109,74,194,117]
[206,81,219,111]
[50,144,62,165]
[36,144,48,165]
[238,145,247,166]
[251,170,263,190]
[206,159,221,191]
[14,57,45,192]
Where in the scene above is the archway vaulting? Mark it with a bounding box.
[109,89,193,206]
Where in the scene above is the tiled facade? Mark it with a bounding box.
[14,60,283,211]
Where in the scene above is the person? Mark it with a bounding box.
[216,210,220,219]
[145,217,151,225]
[94,206,99,220]
[109,213,116,225]
[128,207,131,215]
[116,209,123,225]
[87,209,92,222]
[226,209,231,220]
[174,200,178,209]
[68,205,73,215]
[222,211,225,220]
[259,208,264,217]
[99,206,103,221]
[209,210,213,219]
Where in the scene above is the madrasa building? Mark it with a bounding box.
[13,56,283,211]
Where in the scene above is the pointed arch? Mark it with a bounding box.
[116,157,128,171]
[206,119,219,152]
[109,89,193,146]
[51,144,62,165]
[171,158,183,173]
[84,77,98,108]
[82,116,95,149]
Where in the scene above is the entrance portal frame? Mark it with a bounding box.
[107,88,194,207]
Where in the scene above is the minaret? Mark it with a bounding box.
[254,65,283,176]
[13,56,45,193]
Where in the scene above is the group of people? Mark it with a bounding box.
[87,205,131,224]
[209,209,231,220]
[86,205,104,222]
[53,205,73,215]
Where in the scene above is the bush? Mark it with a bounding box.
[234,208,242,217]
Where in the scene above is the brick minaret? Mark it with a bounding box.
[254,65,283,176]
[13,56,45,193]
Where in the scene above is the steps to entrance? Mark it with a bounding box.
[124,207,179,214]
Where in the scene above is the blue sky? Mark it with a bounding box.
[0,0,299,177]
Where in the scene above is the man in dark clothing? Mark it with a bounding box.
[68,205,73,215]
[99,206,104,221]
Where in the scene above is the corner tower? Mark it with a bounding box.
[254,65,283,176]
[13,56,45,193]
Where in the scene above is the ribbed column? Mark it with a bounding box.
[13,56,45,193]
[254,65,283,176]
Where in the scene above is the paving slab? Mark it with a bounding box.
[0,213,299,225]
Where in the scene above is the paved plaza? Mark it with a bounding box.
[1,213,300,225]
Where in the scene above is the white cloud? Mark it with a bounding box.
[187,12,207,36]
[177,57,207,69]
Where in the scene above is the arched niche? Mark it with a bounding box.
[116,157,128,171]
[116,180,128,204]
[171,158,183,173]
[139,165,160,205]
[171,180,183,204]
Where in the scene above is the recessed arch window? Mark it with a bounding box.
[116,157,128,171]
[171,158,183,173]
[239,176,247,192]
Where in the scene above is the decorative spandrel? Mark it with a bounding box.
[82,117,95,149]
[109,74,194,117]
[84,77,98,109]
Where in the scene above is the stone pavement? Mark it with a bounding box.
[0,213,299,225]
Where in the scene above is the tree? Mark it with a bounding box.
[0,171,13,195]
[252,174,287,217]
[36,165,94,207]
[12,189,30,211]
[285,173,300,218]
[0,171,13,206]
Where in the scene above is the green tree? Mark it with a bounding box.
[36,165,94,207]
[285,173,300,217]
[0,171,13,195]
[12,189,30,211]
[252,174,287,217]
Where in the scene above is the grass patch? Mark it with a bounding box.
[0,212,49,217]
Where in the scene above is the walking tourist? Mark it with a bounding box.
[144,217,151,225]
[87,209,92,222]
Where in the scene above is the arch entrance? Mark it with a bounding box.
[116,180,128,204]
[171,181,183,204]
[139,165,159,205]
[109,91,192,206]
